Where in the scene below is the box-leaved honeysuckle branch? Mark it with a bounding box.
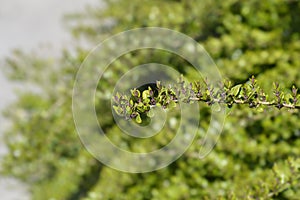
[113,75,300,124]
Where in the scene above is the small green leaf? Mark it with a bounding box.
[142,90,150,99]
[129,99,134,106]
[156,81,161,89]
[224,80,232,89]
[230,84,242,96]
[285,93,294,104]
[135,114,142,123]
[131,88,140,97]
[126,106,131,113]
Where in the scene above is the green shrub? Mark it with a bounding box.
[2,0,300,199]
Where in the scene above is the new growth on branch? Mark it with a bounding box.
[113,75,300,124]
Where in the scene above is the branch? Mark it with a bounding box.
[112,75,300,123]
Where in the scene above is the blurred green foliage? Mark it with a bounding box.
[1,0,300,199]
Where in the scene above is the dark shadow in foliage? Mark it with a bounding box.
[68,161,102,200]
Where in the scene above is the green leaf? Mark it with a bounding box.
[230,84,242,97]
[126,106,131,113]
[142,90,150,99]
[135,114,142,123]
[130,100,134,107]
[156,81,161,89]
[131,88,140,97]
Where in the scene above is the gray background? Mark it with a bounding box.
[0,0,98,199]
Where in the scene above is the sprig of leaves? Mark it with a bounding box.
[112,75,300,123]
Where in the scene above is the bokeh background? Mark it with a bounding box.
[0,0,98,199]
[1,0,300,199]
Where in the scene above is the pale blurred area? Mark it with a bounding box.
[0,0,98,199]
